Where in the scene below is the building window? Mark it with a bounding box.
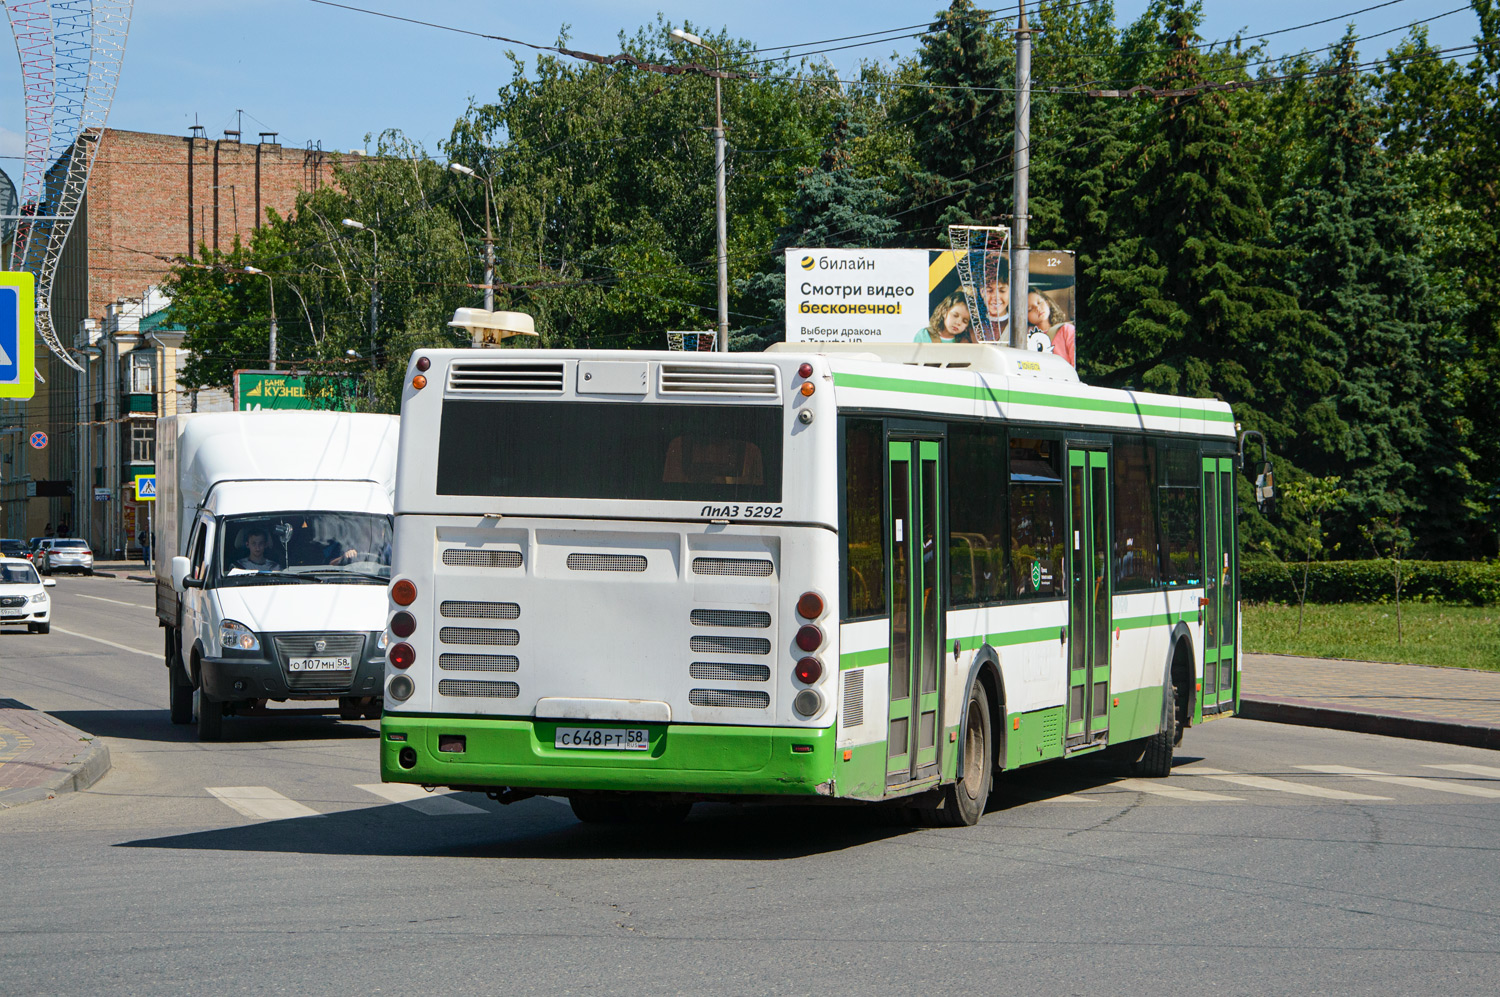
[131,420,154,463]
[128,353,154,394]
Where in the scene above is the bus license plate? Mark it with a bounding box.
[288,656,353,672]
[554,727,650,751]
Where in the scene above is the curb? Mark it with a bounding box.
[1240,696,1500,751]
[0,733,112,810]
[91,570,117,578]
[125,575,154,583]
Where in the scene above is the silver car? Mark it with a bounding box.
[42,538,94,576]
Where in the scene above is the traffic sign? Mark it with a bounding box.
[29,430,47,449]
[134,474,157,502]
[0,270,36,400]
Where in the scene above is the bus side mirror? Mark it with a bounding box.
[1254,461,1274,511]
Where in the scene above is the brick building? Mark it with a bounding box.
[0,127,352,551]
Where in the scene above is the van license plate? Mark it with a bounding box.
[554,727,650,750]
[288,656,353,671]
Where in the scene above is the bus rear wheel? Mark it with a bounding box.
[570,793,692,825]
[916,685,992,827]
[1129,682,1177,778]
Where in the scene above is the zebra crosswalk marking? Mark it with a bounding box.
[357,783,487,815]
[1424,764,1500,780]
[1181,767,1390,800]
[1297,765,1500,799]
[207,786,321,821]
[1112,778,1241,802]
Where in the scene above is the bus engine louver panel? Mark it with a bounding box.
[438,679,520,698]
[660,363,778,395]
[442,549,523,568]
[447,361,565,393]
[439,653,520,672]
[689,688,770,709]
[689,662,771,682]
[439,627,520,646]
[689,635,771,655]
[691,557,773,577]
[690,609,771,628]
[440,601,520,619]
[566,553,647,572]
[842,668,865,728]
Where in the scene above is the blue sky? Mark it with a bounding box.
[0,1,1485,165]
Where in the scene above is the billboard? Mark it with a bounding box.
[784,247,1077,366]
[234,370,360,411]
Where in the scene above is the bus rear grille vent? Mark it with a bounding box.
[442,549,523,568]
[842,668,865,728]
[566,553,647,572]
[691,557,773,577]
[439,679,520,699]
[439,627,520,646]
[689,635,771,655]
[1041,709,1062,749]
[440,600,520,619]
[689,688,770,709]
[690,609,771,628]
[447,361,564,393]
[661,363,778,395]
[689,662,771,682]
[439,653,520,672]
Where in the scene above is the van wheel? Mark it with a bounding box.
[915,685,992,827]
[1130,682,1177,778]
[169,669,193,724]
[196,689,224,741]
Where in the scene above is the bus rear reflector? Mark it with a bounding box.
[795,624,823,652]
[389,642,416,669]
[391,579,417,606]
[797,362,813,378]
[390,611,416,638]
[796,591,825,620]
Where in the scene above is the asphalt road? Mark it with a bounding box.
[3,573,1499,995]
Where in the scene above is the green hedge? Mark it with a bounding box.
[1241,560,1500,606]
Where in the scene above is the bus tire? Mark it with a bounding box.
[570,794,691,825]
[196,689,224,742]
[1130,682,1177,778]
[917,684,992,827]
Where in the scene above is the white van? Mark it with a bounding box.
[155,412,399,740]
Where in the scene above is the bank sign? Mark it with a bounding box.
[785,248,1078,366]
[234,370,359,411]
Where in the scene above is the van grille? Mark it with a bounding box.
[439,653,520,672]
[690,609,771,628]
[439,679,520,698]
[448,361,564,393]
[440,601,520,619]
[660,363,778,395]
[842,668,865,728]
[692,557,773,577]
[439,627,520,646]
[689,688,770,709]
[442,549,523,568]
[689,635,771,655]
[566,553,647,572]
[689,662,771,682]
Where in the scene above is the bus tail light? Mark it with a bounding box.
[390,611,416,638]
[411,374,428,390]
[795,624,823,652]
[391,579,417,606]
[798,362,813,378]
[389,642,416,669]
[796,591,825,620]
[795,657,823,684]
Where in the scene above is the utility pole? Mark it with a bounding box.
[670,28,730,352]
[482,185,494,312]
[1009,1,1032,351]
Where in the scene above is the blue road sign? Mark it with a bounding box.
[0,271,36,400]
[134,474,157,501]
[29,430,47,449]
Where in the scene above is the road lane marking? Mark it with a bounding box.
[1112,778,1241,802]
[207,786,321,821]
[1425,764,1500,780]
[52,627,156,659]
[357,783,487,815]
[1298,765,1500,799]
[76,593,153,609]
[1181,767,1389,800]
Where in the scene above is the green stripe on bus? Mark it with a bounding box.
[839,647,889,670]
[832,372,1236,424]
[1112,609,1197,632]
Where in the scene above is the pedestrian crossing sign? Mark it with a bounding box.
[135,474,157,502]
[0,271,36,400]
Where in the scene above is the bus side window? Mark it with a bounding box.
[1112,436,1161,591]
[1157,442,1202,586]
[948,423,1007,606]
[1009,437,1065,600]
[843,419,886,619]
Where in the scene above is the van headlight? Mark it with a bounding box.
[220,620,260,652]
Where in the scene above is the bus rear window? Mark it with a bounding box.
[436,400,783,502]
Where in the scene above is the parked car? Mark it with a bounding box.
[41,538,94,576]
[0,539,28,560]
[0,556,54,633]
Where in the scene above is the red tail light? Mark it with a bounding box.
[389,642,416,669]
[796,591,825,619]
[795,624,823,652]
[390,611,416,638]
[391,579,417,606]
[797,362,813,379]
[795,657,823,684]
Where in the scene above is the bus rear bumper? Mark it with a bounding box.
[380,715,837,797]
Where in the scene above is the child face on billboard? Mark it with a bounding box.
[983,280,1008,316]
[942,300,971,340]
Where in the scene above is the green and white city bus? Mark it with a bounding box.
[380,342,1247,825]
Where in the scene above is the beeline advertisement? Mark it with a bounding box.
[784,247,1078,366]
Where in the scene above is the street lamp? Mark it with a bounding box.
[243,266,278,370]
[342,217,379,389]
[449,162,496,313]
[670,27,729,352]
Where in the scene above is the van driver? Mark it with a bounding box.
[233,527,283,572]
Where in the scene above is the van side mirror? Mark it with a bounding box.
[171,556,194,592]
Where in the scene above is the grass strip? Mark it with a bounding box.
[1242,602,1500,671]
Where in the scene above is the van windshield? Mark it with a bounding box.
[214,512,393,587]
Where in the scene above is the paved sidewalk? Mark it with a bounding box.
[0,700,112,808]
[1242,653,1500,750]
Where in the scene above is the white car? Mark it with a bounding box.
[0,556,54,634]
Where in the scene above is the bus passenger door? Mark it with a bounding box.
[885,439,943,787]
[1066,448,1111,749]
[1201,456,1236,714]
